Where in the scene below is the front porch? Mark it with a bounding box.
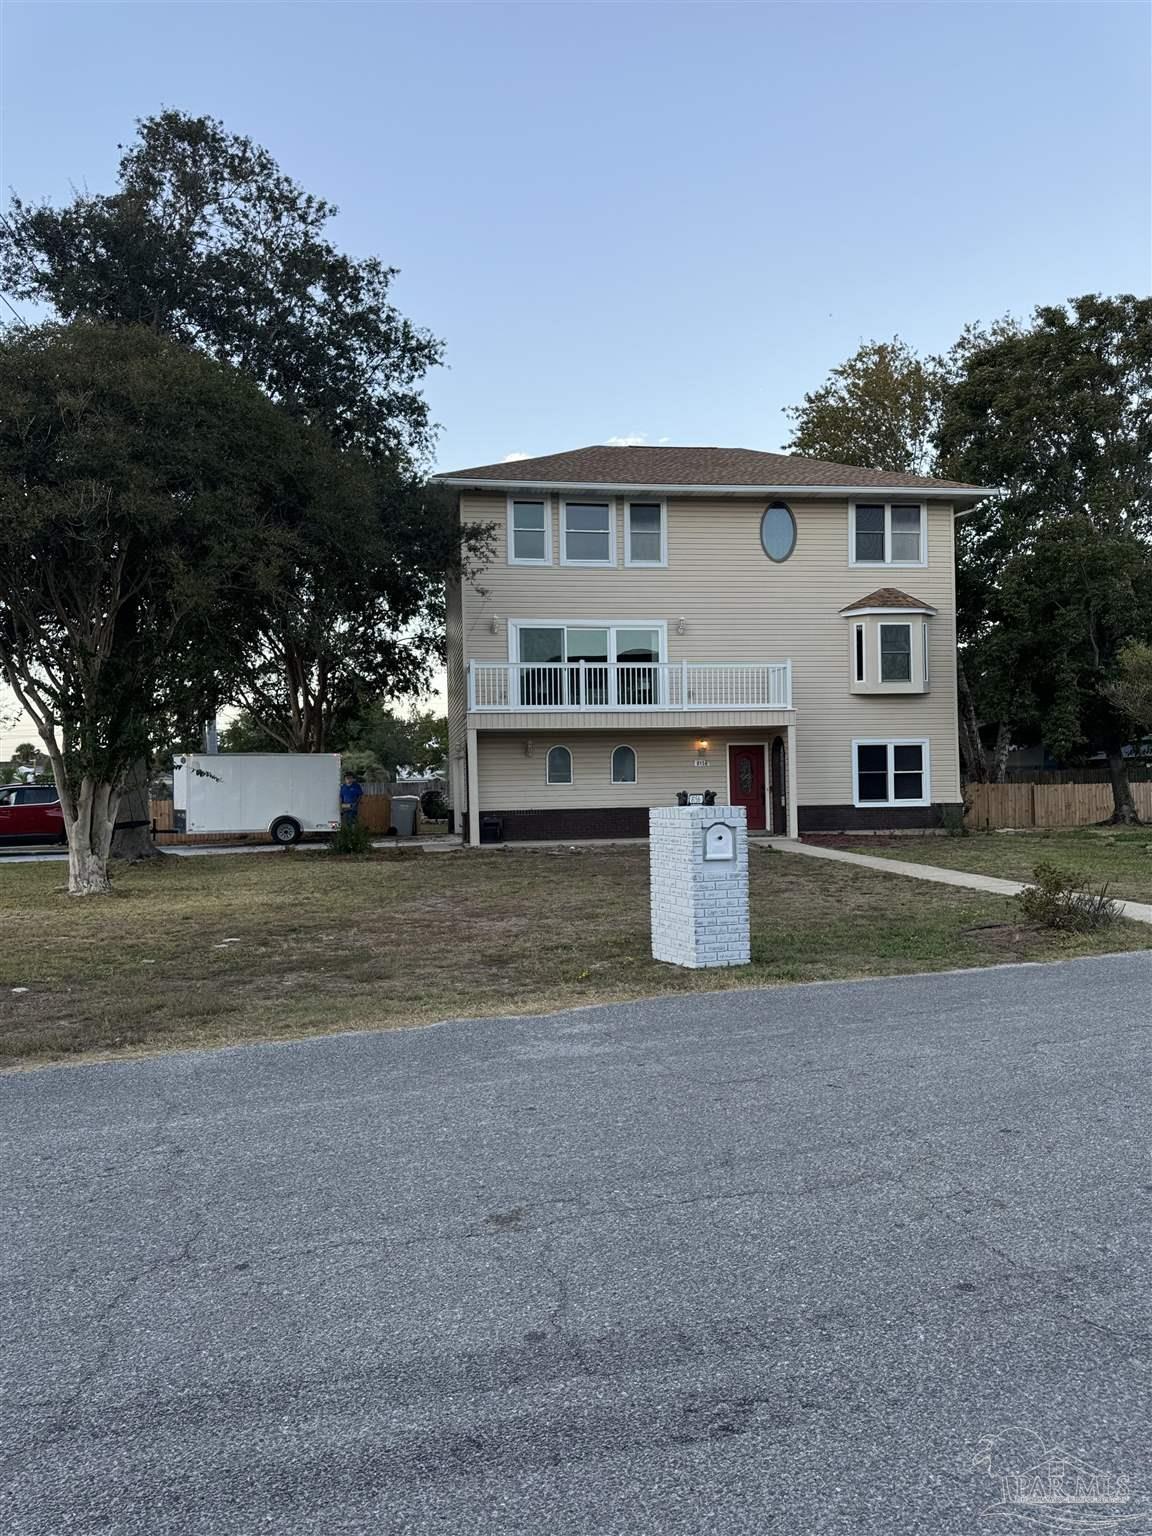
[461,724,798,847]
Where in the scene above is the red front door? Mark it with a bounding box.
[728,745,766,831]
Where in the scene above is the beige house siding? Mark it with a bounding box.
[458,490,961,808]
[476,730,780,812]
[445,576,467,813]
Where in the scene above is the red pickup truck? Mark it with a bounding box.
[0,784,67,846]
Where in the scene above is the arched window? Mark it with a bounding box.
[546,745,572,784]
[611,745,637,784]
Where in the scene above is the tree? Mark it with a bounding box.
[1,110,488,813]
[782,338,946,475]
[940,294,1152,821]
[0,322,303,892]
[1106,643,1152,735]
[222,701,448,780]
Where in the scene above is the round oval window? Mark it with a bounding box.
[760,502,796,562]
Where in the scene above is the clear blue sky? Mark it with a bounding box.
[0,1,1149,745]
[2,1,1149,473]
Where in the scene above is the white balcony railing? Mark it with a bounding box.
[468,660,792,712]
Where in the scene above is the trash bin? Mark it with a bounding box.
[391,795,420,837]
[479,814,504,845]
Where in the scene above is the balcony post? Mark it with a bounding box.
[579,657,586,709]
[467,661,476,712]
[466,726,480,848]
[681,659,689,710]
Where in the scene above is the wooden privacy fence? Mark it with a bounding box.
[965,781,1152,830]
[149,793,394,844]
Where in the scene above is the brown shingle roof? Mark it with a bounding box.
[435,444,990,494]
[840,588,936,613]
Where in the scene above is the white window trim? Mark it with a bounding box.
[508,620,668,665]
[853,622,866,684]
[560,497,617,567]
[922,622,930,688]
[848,501,928,569]
[545,744,573,785]
[852,738,931,808]
[507,493,552,567]
[623,500,667,567]
[878,621,914,684]
[610,744,638,785]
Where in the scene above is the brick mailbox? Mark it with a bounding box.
[649,804,750,968]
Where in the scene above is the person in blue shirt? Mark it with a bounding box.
[339,773,363,824]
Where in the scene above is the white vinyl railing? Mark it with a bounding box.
[468,660,792,712]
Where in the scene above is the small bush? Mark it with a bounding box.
[941,803,969,838]
[328,819,374,857]
[1016,861,1120,931]
[420,789,448,821]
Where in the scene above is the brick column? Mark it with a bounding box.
[649,805,750,968]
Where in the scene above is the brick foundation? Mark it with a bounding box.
[476,802,959,841]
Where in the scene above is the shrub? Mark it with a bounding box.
[1016,861,1120,931]
[941,803,969,837]
[420,789,448,821]
[328,819,374,857]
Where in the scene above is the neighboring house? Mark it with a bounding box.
[433,445,995,845]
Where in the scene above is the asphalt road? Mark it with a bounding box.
[2,954,1150,1535]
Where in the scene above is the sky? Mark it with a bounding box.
[1,0,1150,749]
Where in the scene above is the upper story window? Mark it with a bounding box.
[561,500,615,566]
[508,497,551,565]
[760,501,797,562]
[625,502,666,566]
[850,501,926,567]
[842,590,935,695]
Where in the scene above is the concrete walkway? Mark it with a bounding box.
[759,835,1152,926]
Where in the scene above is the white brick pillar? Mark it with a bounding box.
[649,805,750,968]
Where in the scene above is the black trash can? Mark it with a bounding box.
[479,814,504,845]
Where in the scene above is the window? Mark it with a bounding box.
[852,740,929,807]
[850,502,925,566]
[546,746,573,784]
[611,745,637,784]
[854,624,865,683]
[625,502,665,565]
[512,622,666,708]
[561,500,614,565]
[760,502,797,562]
[879,623,912,683]
[508,498,551,564]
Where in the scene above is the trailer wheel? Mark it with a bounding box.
[269,817,302,846]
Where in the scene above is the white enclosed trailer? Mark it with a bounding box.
[172,754,342,844]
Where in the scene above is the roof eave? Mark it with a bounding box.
[434,476,1000,504]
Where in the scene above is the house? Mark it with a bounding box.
[433,445,995,845]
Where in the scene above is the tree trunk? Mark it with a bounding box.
[1106,751,1140,825]
[990,722,1013,783]
[66,778,120,895]
[956,659,987,782]
[111,758,164,862]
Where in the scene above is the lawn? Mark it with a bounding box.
[864,828,1152,904]
[2,843,1150,1069]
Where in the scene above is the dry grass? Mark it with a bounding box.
[2,842,1150,1069]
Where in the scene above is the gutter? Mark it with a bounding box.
[434,476,1001,504]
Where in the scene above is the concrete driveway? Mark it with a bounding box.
[2,954,1149,1535]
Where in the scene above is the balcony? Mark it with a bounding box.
[468,660,792,713]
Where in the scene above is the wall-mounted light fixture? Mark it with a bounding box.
[489,615,500,634]
[523,740,535,758]
[676,617,687,635]
[695,738,711,753]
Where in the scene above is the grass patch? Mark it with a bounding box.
[2,843,1150,1068]
[865,828,1152,904]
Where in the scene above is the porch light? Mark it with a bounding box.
[695,738,711,752]
[676,617,687,634]
[489,615,500,634]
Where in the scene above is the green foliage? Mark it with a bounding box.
[1017,861,1120,931]
[0,321,301,823]
[942,294,1152,808]
[342,705,447,779]
[940,804,969,837]
[783,338,947,475]
[327,818,374,857]
[1,109,493,753]
[1105,643,1152,735]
